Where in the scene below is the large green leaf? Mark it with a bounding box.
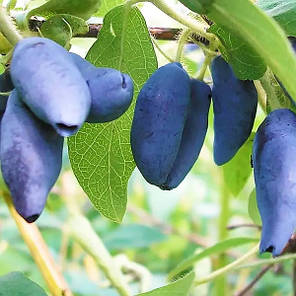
[206,0,296,104]
[68,6,157,222]
[0,272,47,296]
[168,237,259,281]
[27,0,101,20]
[138,272,195,296]
[209,25,266,80]
[257,0,296,37]
[223,134,254,196]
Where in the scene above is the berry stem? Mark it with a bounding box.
[0,7,22,46]
[2,191,73,296]
[175,29,191,62]
[196,52,214,81]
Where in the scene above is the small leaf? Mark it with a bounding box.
[168,237,258,281]
[209,24,266,80]
[0,272,47,296]
[40,14,88,48]
[257,0,296,37]
[137,272,195,296]
[68,6,157,222]
[248,189,262,225]
[103,224,166,250]
[27,0,101,20]
[223,134,254,196]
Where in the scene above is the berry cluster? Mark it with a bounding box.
[131,57,257,189]
[0,37,134,223]
[2,36,296,258]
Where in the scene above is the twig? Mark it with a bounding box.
[28,18,212,45]
[2,191,73,296]
[235,265,272,296]
[114,254,152,293]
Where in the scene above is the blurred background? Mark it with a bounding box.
[0,1,293,295]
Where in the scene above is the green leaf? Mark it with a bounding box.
[27,0,101,20]
[209,25,266,80]
[0,272,47,296]
[95,0,125,17]
[103,224,166,250]
[206,0,296,105]
[248,189,262,225]
[40,14,88,48]
[257,0,296,37]
[68,6,157,223]
[168,237,259,281]
[138,272,195,296]
[223,134,254,196]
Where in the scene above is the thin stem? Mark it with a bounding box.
[0,7,22,45]
[175,29,191,62]
[237,253,296,269]
[254,80,267,113]
[151,37,174,63]
[235,265,272,296]
[2,191,73,296]
[197,53,213,81]
[66,214,131,296]
[195,244,259,286]
[0,91,11,96]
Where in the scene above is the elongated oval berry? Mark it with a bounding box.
[211,56,258,165]
[70,53,134,123]
[10,37,91,136]
[0,90,63,222]
[253,108,296,256]
[131,63,191,186]
[161,79,211,190]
